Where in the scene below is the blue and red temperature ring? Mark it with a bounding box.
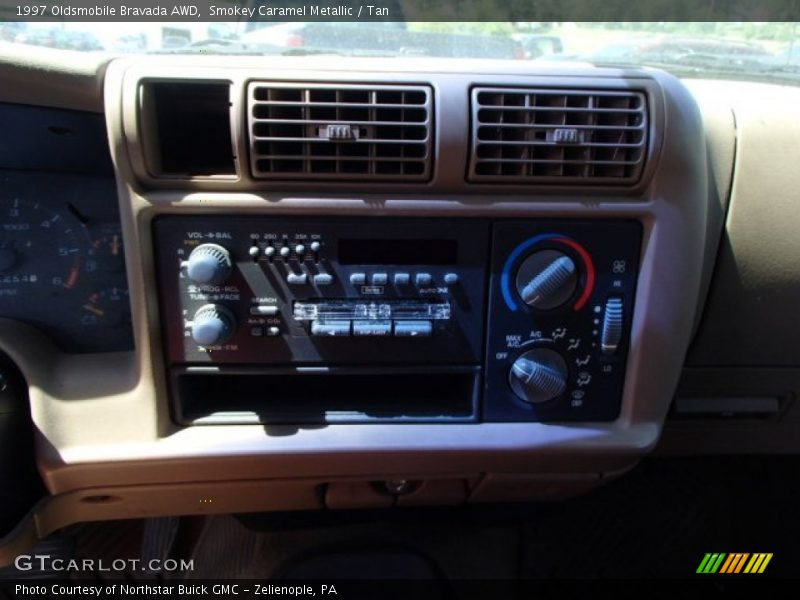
[500,234,596,312]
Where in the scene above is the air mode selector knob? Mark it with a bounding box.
[191,304,236,347]
[516,250,577,310]
[186,243,233,285]
[509,348,569,404]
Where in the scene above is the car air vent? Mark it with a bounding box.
[469,87,648,184]
[248,82,433,181]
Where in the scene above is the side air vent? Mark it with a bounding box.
[469,87,648,184]
[248,82,433,181]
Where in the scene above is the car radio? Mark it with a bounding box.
[153,217,640,425]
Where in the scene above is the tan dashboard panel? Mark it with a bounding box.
[0,43,106,113]
[0,55,717,541]
[687,81,800,366]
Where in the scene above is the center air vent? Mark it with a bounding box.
[248,82,432,181]
[469,87,648,184]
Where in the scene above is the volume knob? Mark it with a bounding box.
[509,348,568,404]
[516,250,577,310]
[186,243,232,285]
[191,304,236,347]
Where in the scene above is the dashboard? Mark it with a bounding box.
[2,48,800,561]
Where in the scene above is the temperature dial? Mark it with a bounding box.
[191,304,236,347]
[509,348,568,404]
[516,250,577,310]
[185,244,232,285]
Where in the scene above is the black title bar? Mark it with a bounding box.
[2,0,800,23]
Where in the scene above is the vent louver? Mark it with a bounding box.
[469,87,648,184]
[248,82,433,181]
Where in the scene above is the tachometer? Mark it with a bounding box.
[0,198,88,298]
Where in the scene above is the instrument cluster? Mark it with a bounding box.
[0,171,132,353]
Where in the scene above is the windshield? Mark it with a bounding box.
[2,21,800,84]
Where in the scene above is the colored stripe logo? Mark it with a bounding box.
[697,553,773,574]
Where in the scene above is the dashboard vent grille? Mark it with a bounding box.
[469,87,648,184]
[248,82,433,181]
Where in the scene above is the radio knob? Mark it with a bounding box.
[516,250,577,310]
[509,348,568,404]
[191,304,236,347]
[186,243,232,285]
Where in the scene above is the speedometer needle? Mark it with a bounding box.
[64,267,80,289]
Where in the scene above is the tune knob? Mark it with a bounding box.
[191,304,236,347]
[185,243,233,285]
[516,250,577,310]
[509,348,568,404]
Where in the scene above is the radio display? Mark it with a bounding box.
[338,239,458,265]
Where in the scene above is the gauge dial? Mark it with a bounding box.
[81,286,131,329]
[0,197,88,296]
[0,172,133,353]
[86,227,125,275]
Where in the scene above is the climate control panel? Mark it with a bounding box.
[153,217,640,423]
[485,221,641,421]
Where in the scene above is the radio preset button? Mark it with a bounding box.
[314,273,334,286]
[394,272,410,285]
[394,320,433,337]
[350,273,367,286]
[249,305,280,316]
[415,273,433,287]
[444,273,459,285]
[372,273,388,285]
[287,273,308,285]
[353,320,392,336]
[311,321,351,336]
[266,326,281,337]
